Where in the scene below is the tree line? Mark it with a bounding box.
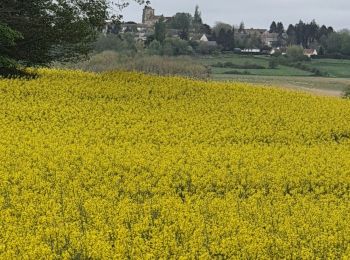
[268,20,350,56]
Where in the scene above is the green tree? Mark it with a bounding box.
[340,32,350,55]
[238,22,245,33]
[200,24,212,35]
[193,5,203,25]
[162,38,192,56]
[275,22,286,46]
[246,33,262,49]
[217,28,227,48]
[269,59,278,69]
[193,5,203,33]
[213,22,232,37]
[0,23,23,69]
[221,29,235,51]
[154,16,166,43]
[327,26,334,35]
[286,24,297,45]
[326,33,342,53]
[0,0,144,73]
[318,25,329,40]
[307,20,319,46]
[292,20,322,48]
[276,22,284,35]
[286,45,305,61]
[269,21,277,33]
[170,13,193,40]
[147,40,162,55]
[0,0,110,67]
[295,20,306,47]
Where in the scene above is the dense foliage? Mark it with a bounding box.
[62,51,210,79]
[0,0,145,73]
[0,70,349,258]
[0,23,22,69]
[0,0,111,67]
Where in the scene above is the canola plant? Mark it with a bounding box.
[0,69,349,259]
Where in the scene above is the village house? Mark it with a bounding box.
[304,49,318,57]
[103,6,286,49]
[198,34,218,47]
[261,31,279,47]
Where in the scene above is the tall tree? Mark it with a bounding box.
[193,5,202,25]
[318,25,329,40]
[216,27,234,51]
[238,22,245,33]
[0,0,144,73]
[276,22,285,35]
[340,32,350,55]
[213,22,232,37]
[229,27,235,50]
[307,20,319,46]
[0,23,23,69]
[327,26,334,35]
[326,33,342,53]
[193,5,203,33]
[295,20,306,47]
[269,21,277,33]
[154,16,166,43]
[286,24,297,45]
[217,28,226,47]
[170,13,193,40]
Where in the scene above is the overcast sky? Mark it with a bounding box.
[121,0,350,30]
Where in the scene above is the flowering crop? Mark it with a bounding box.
[0,69,350,259]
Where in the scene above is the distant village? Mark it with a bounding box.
[102,5,342,57]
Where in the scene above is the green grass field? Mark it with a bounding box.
[309,59,350,78]
[197,54,350,96]
[198,54,313,77]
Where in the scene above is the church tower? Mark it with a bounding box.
[142,6,155,25]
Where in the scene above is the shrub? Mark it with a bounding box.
[212,62,265,69]
[94,33,138,54]
[286,45,307,62]
[312,53,350,60]
[59,51,210,79]
[269,59,278,69]
[0,67,38,79]
[162,38,193,56]
[271,49,283,57]
[196,42,220,55]
[289,62,329,77]
[222,70,252,75]
[147,40,162,55]
[343,87,350,99]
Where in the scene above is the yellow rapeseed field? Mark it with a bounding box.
[0,69,350,259]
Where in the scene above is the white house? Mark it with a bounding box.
[200,34,209,42]
[304,49,318,58]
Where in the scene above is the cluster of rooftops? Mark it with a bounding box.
[103,6,318,56]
